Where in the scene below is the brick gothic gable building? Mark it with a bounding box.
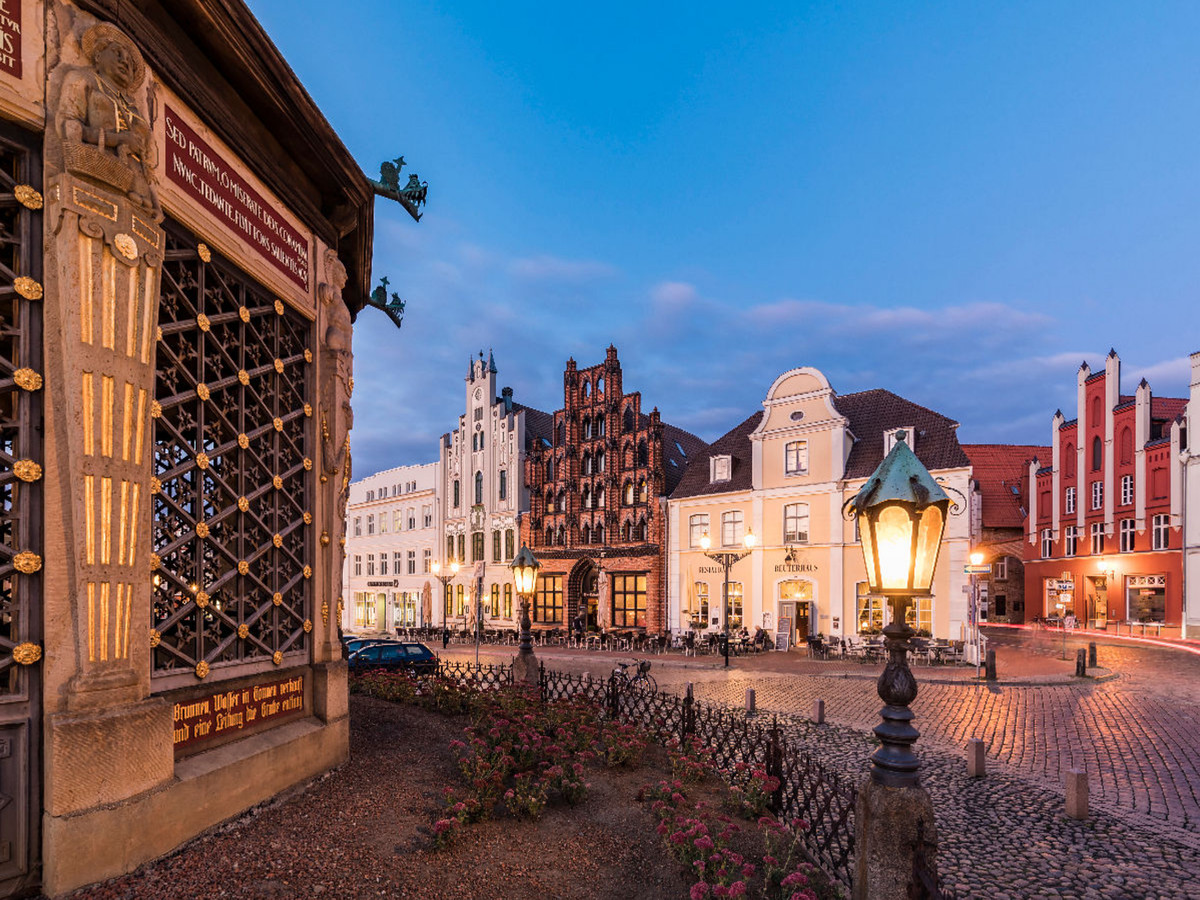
[522,346,706,635]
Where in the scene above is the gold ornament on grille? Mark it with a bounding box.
[303,619,313,633]
[272,591,283,606]
[339,536,346,548]
[150,476,161,493]
[273,358,284,374]
[237,496,249,512]
[113,233,138,260]
[13,184,43,209]
[319,475,327,484]
[195,590,210,608]
[320,531,330,546]
[303,511,313,525]
[156,326,163,342]
[321,600,329,624]
[337,597,344,617]
[237,624,249,639]
[13,551,41,574]
[196,313,211,332]
[273,475,283,490]
[150,552,161,571]
[195,521,209,538]
[196,452,210,470]
[11,642,41,665]
[304,349,313,363]
[151,399,162,418]
[237,369,250,385]
[272,533,283,548]
[274,299,285,315]
[196,383,210,401]
[237,433,249,450]
[197,243,212,263]
[13,368,41,391]
[303,403,313,417]
[238,306,250,323]
[195,661,210,679]
[273,417,284,432]
[149,628,162,648]
[303,457,312,471]
[303,565,312,579]
[13,276,43,300]
[13,459,42,482]
[272,651,283,665]
[237,560,249,576]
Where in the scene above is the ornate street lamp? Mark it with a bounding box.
[430,559,459,631]
[847,431,949,788]
[509,544,541,663]
[700,528,757,668]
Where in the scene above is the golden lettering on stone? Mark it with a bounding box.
[13,184,43,209]
[195,591,209,608]
[12,643,42,665]
[274,299,284,315]
[237,560,249,576]
[273,358,284,374]
[237,496,249,512]
[113,233,138,260]
[272,591,283,606]
[237,369,249,385]
[13,276,43,300]
[195,521,209,538]
[238,306,250,323]
[196,452,210,470]
[196,383,210,401]
[149,628,161,648]
[272,533,283,548]
[272,651,283,665]
[237,624,249,639]
[13,459,42,482]
[13,368,42,392]
[195,661,210,679]
[13,551,42,574]
[197,313,211,332]
[197,243,212,263]
[303,619,313,633]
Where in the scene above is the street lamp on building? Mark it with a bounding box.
[509,544,541,684]
[847,431,949,788]
[699,528,757,668]
[430,559,459,634]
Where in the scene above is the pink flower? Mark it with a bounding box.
[689,883,710,900]
[694,835,715,851]
[728,882,747,898]
[781,871,809,888]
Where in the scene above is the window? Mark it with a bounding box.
[456,584,465,617]
[472,531,484,562]
[611,574,647,628]
[407,510,416,530]
[367,554,375,576]
[783,503,809,544]
[856,582,883,633]
[1121,475,1133,506]
[407,550,416,574]
[583,453,592,475]
[623,481,634,505]
[1064,526,1078,557]
[457,533,465,563]
[689,582,710,627]
[423,549,431,573]
[504,584,513,618]
[724,582,744,630]
[710,455,731,483]
[638,479,648,503]
[546,459,554,480]
[379,554,388,575]
[366,515,375,535]
[354,517,361,537]
[1090,522,1104,555]
[490,584,499,617]
[354,554,362,576]
[1041,529,1053,559]
[1065,487,1075,514]
[1119,518,1135,553]
[993,557,1008,581]
[1152,514,1170,550]
[1091,481,1103,510]
[492,530,501,562]
[379,512,388,534]
[474,471,483,505]
[637,439,648,466]
[446,536,454,562]
[533,575,563,623]
[597,451,605,472]
[366,490,374,502]
[499,470,507,501]
[904,597,932,635]
[354,594,376,629]
[424,506,433,528]
[689,514,709,548]
[394,510,402,531]
[453,479,460,507]
[1092,435,1102,471]
[1064,444,1075,478]
[1119,427,1133,464]
[721,510,744,547]
[623,406,634,432]
[505,529,515,560]
[785,440,808,475]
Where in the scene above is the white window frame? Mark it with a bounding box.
[1091,481,1103,511]
[710,454,731,483]
[1065,487,1075,514]
[367,553,376,576]
[1121,475,1133,507]
[784,440,808,476]
[353,554,362,576]
[721,510,744,547]
[1090,522,1104,555]
[1041,529,1053,559]
[353,517,362,537]
[1119,518,1136,553]
[993,557,1008,581]
[689,514,709,548]
[1064,526,1077,557]
[1152,514,1170,550]
[367,514,375,535]
[783,502,810,544]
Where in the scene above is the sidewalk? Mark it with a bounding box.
[984,621,1200,657]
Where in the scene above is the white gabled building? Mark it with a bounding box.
[342,462,438,634]
[437,351,552,629]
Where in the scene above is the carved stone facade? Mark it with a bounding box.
[0,2,378,895]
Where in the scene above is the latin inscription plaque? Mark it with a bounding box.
[0,0,21,78]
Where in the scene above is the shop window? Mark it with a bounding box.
[354,595,376,629]
[613,574,648,628]
[904,597,932,636]
[856,582,883,633]
[723,581,744,630]
[534,575,563,623]
[504,584,513,618]
[688,582,709,628]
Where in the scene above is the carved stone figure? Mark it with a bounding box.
[56,22,160,218]
[318,249,354,580]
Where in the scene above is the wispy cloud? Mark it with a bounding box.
[507,254,618,282]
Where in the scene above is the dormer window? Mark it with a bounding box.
[710,454,732,483]
[884,427,915,455]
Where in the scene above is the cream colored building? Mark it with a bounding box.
[667,368,973,646]
[342,463,438,633]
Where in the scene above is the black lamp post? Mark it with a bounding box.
[431,559,459,631]
[510,544,541,661]
[700,528,757,668]
[847,431,949,788]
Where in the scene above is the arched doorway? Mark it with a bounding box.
[566,558,602,633]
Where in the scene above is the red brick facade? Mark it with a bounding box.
[521,346,704,635]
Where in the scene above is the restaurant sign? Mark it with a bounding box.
[173,674,304,750]
[164,106,310,290]
[0,0,19,78]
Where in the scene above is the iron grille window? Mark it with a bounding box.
[533,574,563,623]
[151,223,312,682]
[612,573,647,628]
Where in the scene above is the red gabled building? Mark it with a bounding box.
[1024,351,1187,633]
[522,346,706,635]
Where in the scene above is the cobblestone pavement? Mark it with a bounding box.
[441,632,1200,898]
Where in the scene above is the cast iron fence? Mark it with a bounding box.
[909,819,958,899]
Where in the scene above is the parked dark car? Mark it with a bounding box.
[342,636,391,657]
[347,641,437,675]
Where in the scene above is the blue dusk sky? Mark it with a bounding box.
[247,0,1200,478]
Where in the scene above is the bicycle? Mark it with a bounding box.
[612,659,657,695]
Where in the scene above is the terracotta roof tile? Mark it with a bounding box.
[962,444,1048,529]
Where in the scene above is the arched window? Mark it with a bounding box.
[624,442,634,467]
[622,520,632,542]
[545,490,554,513]
[544,527,553,546]
[1120,427,1133,464]
[636,518,647,541]
[1064,444,1075,478]
[597,417,605,436]
[1091,396,1101,422]
[595,523,605,544]
[638,478,648,502]
[623,406,634,433]
[582,380,591,400]
[597,486,605,508]
[596,450,605,472]
[546,458,554,480]
[583,452,593,475]
[555,526,565,545]
[637,439,648,466]
[583,485,592,509]
[582,524,592,544]
[623,481,634,505]
[453,479,460,507]
[582,416,591,439]
[557,490,567,512]
[1092,436,1102,472]
[556,420,564,446]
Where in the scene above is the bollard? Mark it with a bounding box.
[966,738,986,777]
[745,688,756,716]
[812,698,825,725]
[1088,641,1097,668]
[1075,648,1087,678]
[985,648,997,681]
[1066,769,1089,819]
